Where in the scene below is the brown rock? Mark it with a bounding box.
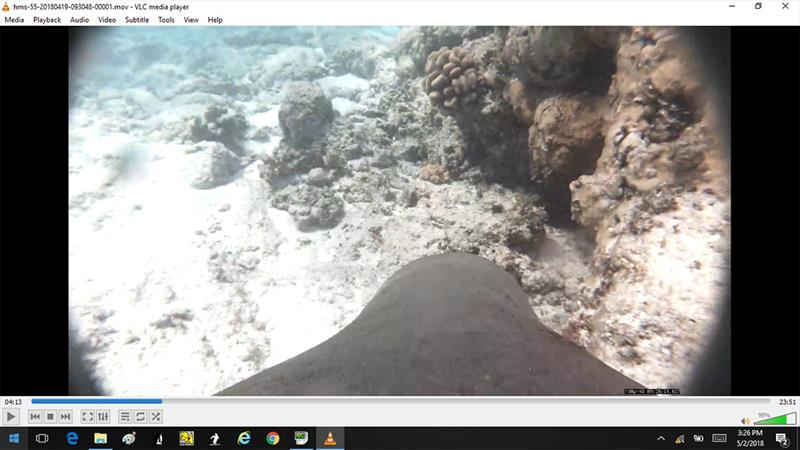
[419,164,451,184]
[528,94,606,181]
[466,71,477,90]
[508,79,537,125]
[569,173,623,231]
[431,74,449,90]
[462,92,478,104]
[424,71,438,91]
[452,78,464,95]
[424,53,437,73]
[435,52,450,68]
[649,57,703,105]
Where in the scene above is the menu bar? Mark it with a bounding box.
[0,0,798,25]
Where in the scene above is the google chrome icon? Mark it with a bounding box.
[267,432,280,446]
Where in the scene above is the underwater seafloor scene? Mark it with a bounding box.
[69,26,731,395]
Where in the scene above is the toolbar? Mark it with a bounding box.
[2,397,799,427]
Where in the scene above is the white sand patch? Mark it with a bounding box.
[250,108,281,128]
[317,73,371,100]
[332,98,365,116]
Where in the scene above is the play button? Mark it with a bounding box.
[2,408,20,425]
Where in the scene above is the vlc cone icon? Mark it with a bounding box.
[2,3,10,12]
[324,432,336,446]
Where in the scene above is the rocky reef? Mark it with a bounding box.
[501,27,620,94]
[398,26,729,388]
[256,25,727,391]
[570,27,714,236]
[528,94,606,183]
[68,27,729,395]
[278,81,335,147]
[259,81,348,230]
[187,141,242,190]
[187,105,249,155]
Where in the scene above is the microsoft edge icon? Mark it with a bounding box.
[237,431,252,446]
[66,432,79,446]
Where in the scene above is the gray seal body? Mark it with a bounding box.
[218,252,644,395]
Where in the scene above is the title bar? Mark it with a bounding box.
[0,0,798,26]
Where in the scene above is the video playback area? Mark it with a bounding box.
[66,26,732,396]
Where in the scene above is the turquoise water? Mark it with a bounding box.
[72,26,400,78]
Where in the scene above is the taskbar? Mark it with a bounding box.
[0,427,797,450]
